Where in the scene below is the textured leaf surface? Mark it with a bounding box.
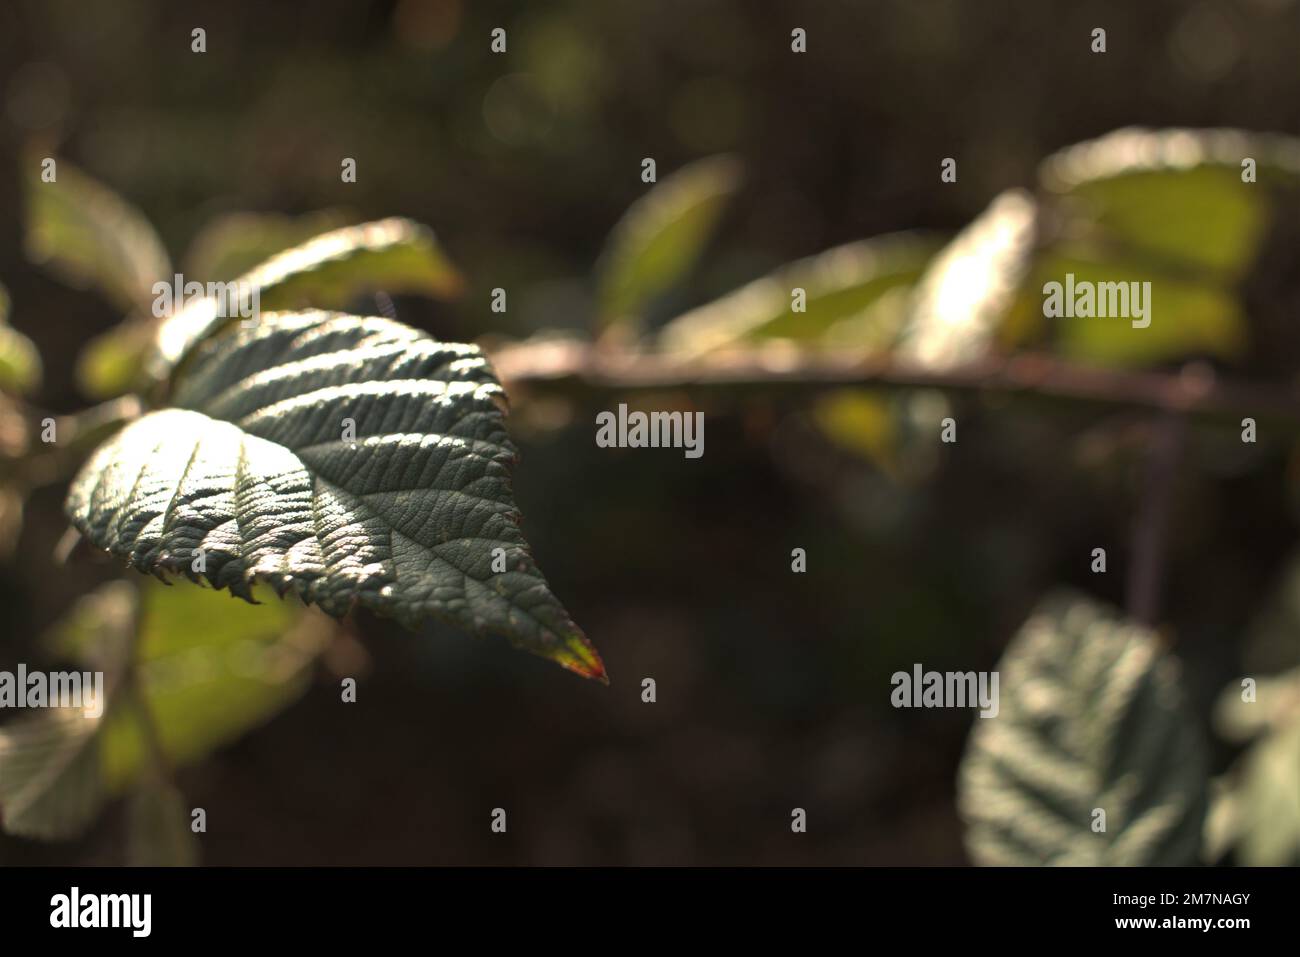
[958,593,1207,865]
[596,155,742,334]
[151,219,465,382]
[24,155,172,314]
[69,311,602,679]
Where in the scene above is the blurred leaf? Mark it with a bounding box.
[182,209,352,283]
[151,218,464,381]
[958,592,1208,865]
[0,707,106,840]
[100,579,318,786]
[74,319,155,399]
[1213,666,1300,743]
[0,325,41,395]
[810,388,950,483]
[811,390,897,471]
[1040,127,1300,280]
[658,233,938,358]
[1215,716,1300,866]
[24,153,171,315]
[895,190,1037,370]
[0,581,136,839]
[1207,667,1300,865]
[71,311,604,681]
[1031,252,1246,366]
[127,775,200,866]
[0,282,42,396]
[596,154,743,336]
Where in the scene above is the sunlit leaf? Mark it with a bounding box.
[151,218,465,381]
[70,311,603,680]
[658,234,938,358]
[1208,667,1300,866]
[24,153,172,315]
[895,190,1037,370]
[596,154,743,335]
[1217,716,1300,866]
[1040,127,1300,279]
[958,592,1208,865]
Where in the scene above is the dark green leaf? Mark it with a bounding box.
[69,311,603,680]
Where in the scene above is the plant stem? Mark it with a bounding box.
[491,341,1300,426]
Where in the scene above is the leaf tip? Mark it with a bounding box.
[554,635,608,684]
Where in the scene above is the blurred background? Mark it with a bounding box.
[1,0,1298,865]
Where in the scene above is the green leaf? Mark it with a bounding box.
[182,210,352,283]
[596,154,743,335]
[1032,252,1247,366]
[74,319,155,399]
[0,281,42,396]
[99,579,321,786]
[895,190,1037,369]
[0,707,107,840]
[958,592,1208,865]
[658,234,938,358]
[0,325,41,395]
[69,311,603,680]
[1040,127,1300,280]
[150,218,465,382]
[24,154,172,315]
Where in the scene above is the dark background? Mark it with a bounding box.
[1,0,1298,864]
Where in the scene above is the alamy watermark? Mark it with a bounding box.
[891,664,999,718]
[1043,273,1151,329]
[595,403,704,459]
[0,665,104,718]
[152,274,260,325]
